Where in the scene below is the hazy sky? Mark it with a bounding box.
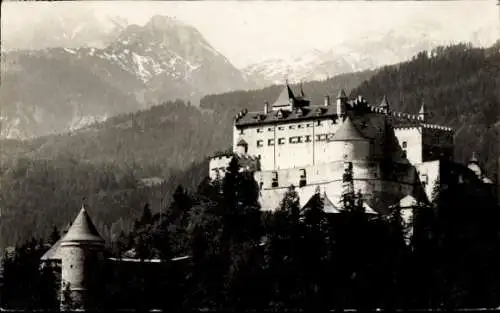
[2,1,499,67]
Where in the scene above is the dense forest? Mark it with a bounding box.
[2,157,500,311]
[0,42,498,249]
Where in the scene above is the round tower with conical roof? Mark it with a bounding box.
[59,205,105,311]
[330,116,371,161]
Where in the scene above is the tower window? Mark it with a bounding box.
[402,141,407,148]
[278,138,285,145]
[272,171,278,187]
[305,135,312,143]
[402,150,407,158]
[268,139,275,146]
[257,140,264,147]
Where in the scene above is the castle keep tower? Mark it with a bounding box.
[59,205,105,311]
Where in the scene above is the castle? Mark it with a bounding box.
[209,83,492,214]
[36,84,496,311]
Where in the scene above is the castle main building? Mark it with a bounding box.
[209,83,457,214]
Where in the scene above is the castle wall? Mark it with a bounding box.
[233,117,342,171]
[414,160,441,202]
[60,243,103,311]
[394,127,423,164]
[421,128,454,162]
[255,160,416,212]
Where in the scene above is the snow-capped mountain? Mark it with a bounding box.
[244,21,498,86]
[0,15,253,139]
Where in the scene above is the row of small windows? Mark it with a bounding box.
[256,134,331,147]
[269,169,307,188]
[253,121,326,133]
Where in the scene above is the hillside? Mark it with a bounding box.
[0,15,253,140]
[0,69,373,248]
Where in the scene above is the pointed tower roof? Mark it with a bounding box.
[60,205,104,244]
[271,82,295,108]
[337,88,347,99]
[380,95,390,108]
[331,117,367,141]
[419,103,425,115]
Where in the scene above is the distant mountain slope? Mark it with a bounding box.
[243,21,498,87]
[0,15,253,140]
[351,42,500,179]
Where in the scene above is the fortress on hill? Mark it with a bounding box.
[37,84,496,311]
[209,83,494,214]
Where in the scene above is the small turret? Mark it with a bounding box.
[336,89,347,117]
[236,139,248,155]
[418,102,426,121]
[324,95,330,107]
[380,95,390,111]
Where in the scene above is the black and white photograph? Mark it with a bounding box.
[0,0,499,311]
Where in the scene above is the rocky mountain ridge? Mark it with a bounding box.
[0,15,253,139]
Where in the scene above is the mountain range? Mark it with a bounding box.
[2,11,497,140]
[0,15,251,139]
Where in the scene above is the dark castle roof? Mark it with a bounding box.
[61,205,104,243]
[331,117,367,142]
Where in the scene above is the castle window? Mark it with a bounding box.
[239,129,244,135]
[402,150,407,158]
[305,135,312,143]
[297,136,303,143]
[268,139,275,146]
[317,120,321,126]
[257,140,264,147]
[278,138,285,145]
[289,125,295,129]
[307,123,312,127]
[272,171,278,187]
[257,128,263,133]
[402,141,407,148]
[278,126,284,131]
[268,127,273,132]
[259,181,263,190]
[289,136,300,144]
[299,169,306,187]
[298,124,304,128]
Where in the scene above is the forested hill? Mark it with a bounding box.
[0,70,374,248]
[351,43,500,179]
